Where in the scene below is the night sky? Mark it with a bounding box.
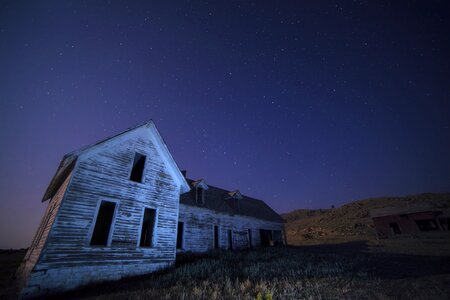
[1,1,450,249]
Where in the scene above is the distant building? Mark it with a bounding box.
[16,121,285,299]
[371,204,450,239]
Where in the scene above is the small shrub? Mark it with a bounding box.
[264,291,273,300]
[255,291,262,300]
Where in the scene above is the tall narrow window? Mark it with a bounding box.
[177,222,184,249]
[196,187,204,204]
[214,225,219,249]
[140,208,156,247]
[130,152,146,183]
[90,201,116,246]
[248,229,253,249]
[227,229,233,250]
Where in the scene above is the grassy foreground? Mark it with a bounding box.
[2,242,449,299]
[55,241,450,300]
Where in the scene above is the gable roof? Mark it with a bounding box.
[42,120,190,201]
[228,190,243,200]
[192,179,209,190]
[180,178,284,223]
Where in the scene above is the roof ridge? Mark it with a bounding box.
[64,120,152,157]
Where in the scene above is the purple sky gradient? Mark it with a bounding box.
[1,1,449,248]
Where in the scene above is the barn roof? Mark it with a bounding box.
[42,121,190,201]
[180,178,285,223]
[370,203,445,218]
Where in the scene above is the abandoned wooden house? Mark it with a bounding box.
[16,121,285,299]
[371,204,450,239]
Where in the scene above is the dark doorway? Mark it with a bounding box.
[259,229,272,246]
[227,229,233,250]
[140,208,156,247]
[214,225,219,249]
[176,222,184,249]
[248,229,253,249]
[90,201,116,246]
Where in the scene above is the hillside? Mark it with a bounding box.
[282,193,450,243]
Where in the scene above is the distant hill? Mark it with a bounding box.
[282,193,450,243]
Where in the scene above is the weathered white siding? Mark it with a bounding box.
[178,204,285,252]
[20,135,182,298]
[16,171,72,286]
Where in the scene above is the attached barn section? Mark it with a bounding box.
[177,179,285,252]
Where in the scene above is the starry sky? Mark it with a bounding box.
[1,1,450,248]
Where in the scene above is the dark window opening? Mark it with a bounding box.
[259,229,272,246]
[130,152,146,183]
[90,201,116,246]
[227,229,233,250]
[196,187,204,204]
[214,225,219,249]
[140,208,156,247]
[389,222,401,234]
[416,219,439,231]
[248,229,253,249]
[177,222,184,249]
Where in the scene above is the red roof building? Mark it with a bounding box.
[371,204,450,239]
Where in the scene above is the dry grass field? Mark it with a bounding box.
[54,241,450,300]
[2,240,449,300]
